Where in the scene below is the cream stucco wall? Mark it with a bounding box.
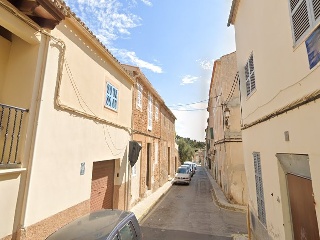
[242,103,320,239]
[0,36,10,96]
[0,171,24,238]
[23,18,133,227]
[1,35,39,108]
[235,0,318,126]
[233,0,320,238]
[0,5,45,238]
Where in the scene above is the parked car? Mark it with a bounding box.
[192,162,197,171]
[172,166,191,185]
[183,161,195,176]
[46,209,142,240]
[180,164,193,177]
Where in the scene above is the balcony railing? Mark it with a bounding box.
[0,103,28,167]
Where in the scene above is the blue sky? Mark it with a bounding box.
[65,0,236,141]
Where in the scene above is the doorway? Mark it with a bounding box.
[146,143,151,190]
[287,174,319,240]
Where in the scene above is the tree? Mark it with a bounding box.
[177,138,194,164]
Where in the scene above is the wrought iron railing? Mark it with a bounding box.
[0,103,28,167]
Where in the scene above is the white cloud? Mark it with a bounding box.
[115,49,163,73]
[65,0,141,46]
[197,59,213,70]
[65,0,158,73]
[180,75,199,85]
[140,0,152,6]
[171,102,208,141]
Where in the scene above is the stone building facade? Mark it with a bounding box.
[206,52,248,205]
[122,65,177,208]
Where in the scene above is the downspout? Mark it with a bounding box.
[126,78,135,211]
[18,32,50,234]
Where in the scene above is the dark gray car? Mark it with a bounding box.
[46,209,142,240]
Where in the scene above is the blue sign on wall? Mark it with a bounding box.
[306,25,320,69]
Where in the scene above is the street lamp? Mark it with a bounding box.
[224,107,230,128]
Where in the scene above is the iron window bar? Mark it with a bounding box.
[0,103,29,166]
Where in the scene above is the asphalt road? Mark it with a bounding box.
[140,166,247,240]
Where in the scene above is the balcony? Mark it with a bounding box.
[0,103,28,168]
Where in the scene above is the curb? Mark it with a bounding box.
[210,188,246,213]
[204,168,247,213]
[232,233,249,240]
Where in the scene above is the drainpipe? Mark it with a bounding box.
[18,32,50,234]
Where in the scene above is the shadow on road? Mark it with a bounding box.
[141,226,233,240]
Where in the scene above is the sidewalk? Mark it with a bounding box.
[203,167,247,213]
[204,167,249,240]
[130,180,172,221]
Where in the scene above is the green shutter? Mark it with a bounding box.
[210,127,214,139]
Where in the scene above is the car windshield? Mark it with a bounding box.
[177,168,187,174]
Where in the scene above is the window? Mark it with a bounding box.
[244,53,256,96]
[136,83,143,110]
[289,0,320,44]
[105,82,118,111]
[210,127,214,139]
[147,93,153,130]
[119,222,136,240]
[253,152,266,225]
[155,101,159,121]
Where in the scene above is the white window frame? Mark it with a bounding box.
[253,152,266,225]
[155,101,159,121]
[244,53,256,97]
[289,0,320,45]
[136,82,143,110]
[105,82,118,111]
[147,93,153,131]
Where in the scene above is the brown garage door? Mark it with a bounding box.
[287,174,320,240]
[90,160,115,211]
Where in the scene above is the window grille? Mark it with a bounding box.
[253,152,266,225]
[245,53,256,96]
[105,82,118,111]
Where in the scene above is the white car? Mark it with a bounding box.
[172,167,191,185]
[183,161,195,176]
[180,164,193,177]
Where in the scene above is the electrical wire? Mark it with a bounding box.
[168,94,222,108]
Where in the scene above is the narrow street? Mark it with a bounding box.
[140,167,247,240]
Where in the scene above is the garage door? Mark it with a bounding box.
[90,160,115,211]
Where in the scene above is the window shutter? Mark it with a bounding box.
[245,53,256,96]
[312,0,320,21]
[136,83,143,109]
[290,0,311,42]
[249,54,256,92]
[148,94,153,130]
[210,127,214,139]
[253,152,266,225]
